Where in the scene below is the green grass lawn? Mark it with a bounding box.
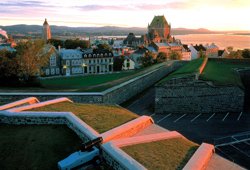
[158,58,204,85]
[28,102,138,133]
[0,124,82,170]
[39,62,167,92]
[122,137,199,170]
[200,59,249,87]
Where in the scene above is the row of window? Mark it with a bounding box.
[65,58,113,66]
[83,53,112,58]
[45,68,60,75]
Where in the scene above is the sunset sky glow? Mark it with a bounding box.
[0,0,250,31]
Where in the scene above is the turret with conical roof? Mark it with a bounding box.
[43,18,51,42]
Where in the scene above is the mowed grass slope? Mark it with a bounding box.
[40,71,137,90]
[0,124,82,170]
[200,59,249,87]
[29,102,138,133]
[122,138,199,170]
[159,58,204,84]
[39,62,167,92]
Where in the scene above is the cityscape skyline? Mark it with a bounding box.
[0,0,250,31]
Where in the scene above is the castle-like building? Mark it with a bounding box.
[43,18,51,41]
[147,15,172,43]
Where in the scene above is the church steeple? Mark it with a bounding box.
[43,18,51,42]
[43,18,49,25]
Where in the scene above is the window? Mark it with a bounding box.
[50,56,56,66]
[51,68,55,75]
[72,67,83,74]
[56,68,60,74]
[66,60,70,66]
[46,69,50,75]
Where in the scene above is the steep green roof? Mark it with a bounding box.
[149,15,169,27]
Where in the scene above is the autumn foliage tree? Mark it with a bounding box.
[15,40,50,83]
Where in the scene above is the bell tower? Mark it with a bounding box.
[43,18,51,42]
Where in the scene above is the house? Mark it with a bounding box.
[40,44,60,76]
[0,43,16,52]
[218,49,229,58]
[204,43,219,58]
[181,44,192,61]
[60,48,113,76]
[122,56,135,70]
[189,44,206,60]
[130,47,149,68]
[123,33,143,48]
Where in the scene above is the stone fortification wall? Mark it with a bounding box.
[155,79,244,114]
[0,61,185,104]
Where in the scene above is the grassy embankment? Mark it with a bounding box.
[39,62,167,92]
[200,59,249,87]
[29,102,138,133]
[158,58,204,85]
[122,137,199,170]
[0,124,82,170]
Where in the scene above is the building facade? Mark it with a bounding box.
[60,49,113,76]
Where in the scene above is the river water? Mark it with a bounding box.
[175,34,250,50]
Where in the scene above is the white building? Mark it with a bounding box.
[122,57,135,70]
[60,49,113,76]
[188,44,206,60]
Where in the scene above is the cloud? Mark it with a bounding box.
[0,0,52,8]
[76,5,134,11]
[76,2,190,11]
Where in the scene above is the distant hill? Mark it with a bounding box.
[0,24,241,38]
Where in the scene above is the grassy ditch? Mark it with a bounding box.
[28,102,138,133]
[122,137,199,170]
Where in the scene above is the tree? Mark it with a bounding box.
[64,39,89,49]
[113,56,125,71]
[0,49,19,86]
[156,52,167,63]
[97,43,112,51]
[226,50,242,59]
[15,40,50,83]
[141,51,154,67]
[199,50,206,58]
[242,49,250,58]
[47,39,64,49]
[169,51,182,60]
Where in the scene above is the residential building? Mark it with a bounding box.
[40,44,60,76]
[123,33,143,48]
[189,44,206,60]
[218,49,229,58]
[204,43,219,58]
[130,47,149,68]
[60,48,113,76]
[122,56,135,70]
[181,45,192,61]
[43,18,51,41]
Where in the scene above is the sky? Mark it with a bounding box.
[0,0,250,31]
